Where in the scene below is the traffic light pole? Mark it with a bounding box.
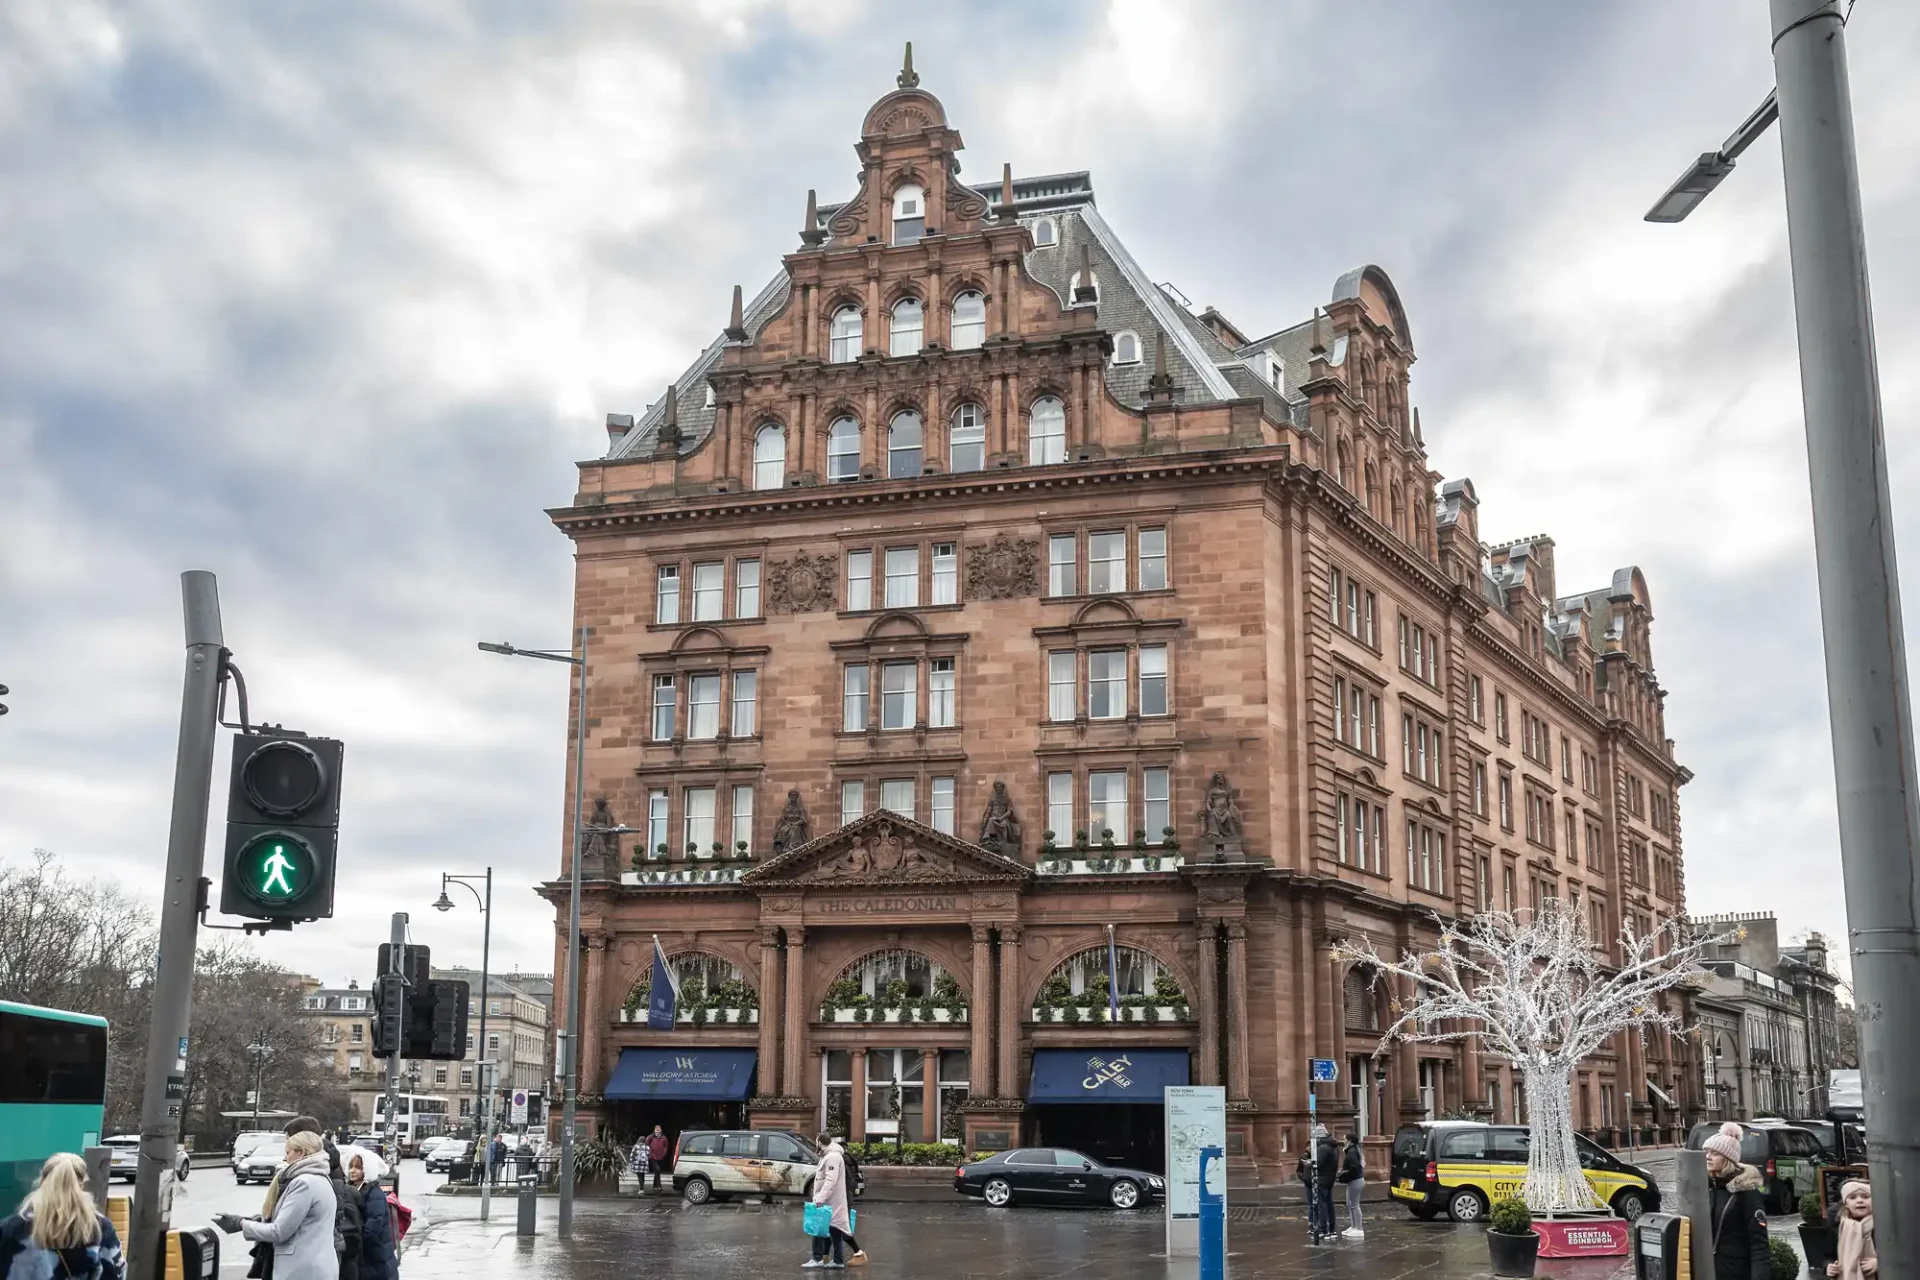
[382,913,407,1187]
[129,571,223,1280]
[559,626,587,1240]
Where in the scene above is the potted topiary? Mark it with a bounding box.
[1797,1193,1833,1276]
[735,839,751,861]
[1487,1197,1538,1278]
[1767,1236,1803,1280]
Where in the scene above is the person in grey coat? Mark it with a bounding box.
[214,1131,338,1280]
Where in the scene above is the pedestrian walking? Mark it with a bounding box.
[345,1157,397,1280]
[0,1153,125,1280]
[486,1136,506,1187]
[1337,1130,1365,1238]
[627,1134,650,1193]
[214,1131,340,1280]
[1701,1123,1771,1280]
[645,1126,670,1193]
[1824,1181,1875,1280]
[326,1147,364,1280]
[802,1135,860,1270]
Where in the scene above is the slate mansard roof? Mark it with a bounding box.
[606,170,1323,461]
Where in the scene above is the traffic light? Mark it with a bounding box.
[402,980,470,1060]
[371,973,408,1058]
[219,730,343,922]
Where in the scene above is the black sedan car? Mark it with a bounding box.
[955,1147,1165,1209]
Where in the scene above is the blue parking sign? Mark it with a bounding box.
[1309,1058,1338,1083]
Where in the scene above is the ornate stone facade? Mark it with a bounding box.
[541,57,1699,1174]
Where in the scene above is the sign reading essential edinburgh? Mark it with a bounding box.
[1027,1049,1189,1103]
[603,1049,756,1100]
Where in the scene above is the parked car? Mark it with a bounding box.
[1685,1121,1826,1213]
[233,1137,288,1186]
[101,1135,189,1183]
[954,1147,1165,1210]
[671,1130,864,1206]
[229,1131,279,1176]
[1751,1118,1841,1160]
[1389,1121,1660,1223]
[425,1140,473,1174]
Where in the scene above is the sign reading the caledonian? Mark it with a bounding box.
[813,895,960,915]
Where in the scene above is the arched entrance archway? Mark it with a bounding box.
[819,949,970,1145]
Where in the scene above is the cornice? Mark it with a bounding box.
[1278,464,1455,610]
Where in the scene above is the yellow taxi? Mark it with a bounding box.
[1388,1121,1660,1222]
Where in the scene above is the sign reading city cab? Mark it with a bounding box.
[1027,1049,1190,1103]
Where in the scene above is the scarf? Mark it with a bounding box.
[1837,1214,1875,1280]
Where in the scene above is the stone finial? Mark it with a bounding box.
[1309,307,1327,356]
[654,384,682,451]
[1145,330,1175,403]
[998,163,1016,223]
[1412,406,1425,446]
[897,40,919,89]
[801,188,826,247]
[1073,241,1097,305]
[724,284,747,342]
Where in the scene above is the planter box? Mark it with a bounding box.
[1029,1004,1188,1023]
[1488,1230,1540,1278]
[820,1007,966,1024]
[1034,854,1183,876]
[619,865,749,886]
[617,1007,759,1024]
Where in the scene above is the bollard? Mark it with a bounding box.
[516,1172,538,1237]
[1198,1147,1225,1280]
[1673,1150,1713,1280]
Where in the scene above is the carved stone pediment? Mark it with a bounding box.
[743,811,1031,889]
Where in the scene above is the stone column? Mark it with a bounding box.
[1194,921,1220,1086]
[970,925,995,1097]
[784,927,808,1097]
[997,926,1022,1101]
[582,932,608,1097]
[850,1050,867,1143]
[758,930,783,1097]
[1225,921,1251,1100]
[921,1049,940,1143]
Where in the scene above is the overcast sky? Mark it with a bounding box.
[4,0,1916,992]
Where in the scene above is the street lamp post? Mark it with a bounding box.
[434,869,492,1219]
[477,631,590,1239]
[1646,4,1917,1270]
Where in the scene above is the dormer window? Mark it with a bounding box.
[889,298,923,357]
[705,383,717,408]
[1031,217,1057,247]
[1068,270,1099,304]
[892,184,925,246]
[1112,331,1141,366]
[1264,350,1284,387]
[829,306,862,363]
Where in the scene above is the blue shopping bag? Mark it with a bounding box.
[804,1204,833,1238]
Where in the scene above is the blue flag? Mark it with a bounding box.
[1106,926,1121,1021]
[647,939,679,1030]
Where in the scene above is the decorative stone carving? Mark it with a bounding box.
[1199,773,1243,840]
[964,533,1040,602]
[976,781,1023,859]
[945,183,989,223]
[580,796,621,880]
[770,789,813,855]
[805,820,958,883]
[768,551,837,614]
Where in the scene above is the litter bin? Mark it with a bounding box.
[516,1170,538,1236]
[1633,1213,1688,1280]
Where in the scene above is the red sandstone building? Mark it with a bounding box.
[542,56,1699,1177]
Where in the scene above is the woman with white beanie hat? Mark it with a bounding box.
[1702,1123,1771,1280]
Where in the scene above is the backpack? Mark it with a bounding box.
[386,1194,412,1243]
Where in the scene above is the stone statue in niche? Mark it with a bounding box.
[770,789,813,855]
[1200,773,1244,843]
[580,796,621,879]
[976,781,1023,858]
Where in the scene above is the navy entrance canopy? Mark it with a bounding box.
[1027,1049,1189,1103]
[604,1049,756,1101]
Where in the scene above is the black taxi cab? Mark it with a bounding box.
[1389,1121,1660,1223]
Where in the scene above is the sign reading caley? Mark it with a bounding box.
[1028,1048,1190,1102]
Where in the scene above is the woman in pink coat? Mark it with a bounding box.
[804,1135,864,1269]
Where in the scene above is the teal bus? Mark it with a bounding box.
[0,1000,110,1210]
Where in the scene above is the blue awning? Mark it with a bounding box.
[604,1049,757,1101]
[1028,1049,1189,1104]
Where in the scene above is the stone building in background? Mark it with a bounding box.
[540,52,1697,1177]
[1695,913,1842,1118]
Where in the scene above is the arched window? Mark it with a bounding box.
[827,417,861,482]
[889,298,923,357]
[950,403,986,473]
[753,424,786,491]
[950,291,986,350]
[887,411,923,479]
[1111,331,1141,365]
[892,184,925,246]
[1336,437,1354,489]
[1067,270,1099,303]
[1031,217,1056,247]
[1364,462,1380,516]
[1028,395,1066,465]
[1343,966,1379,1031]
[626,953,754,1018]
[704,383,717,408]
[1390,482,1405,536]
[829,306,862,363]
[1034,945,1186,1020]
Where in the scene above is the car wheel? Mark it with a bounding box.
[1410,1205,1441,1221]
[983,1177,1013,1208]
[1611,1189,1647,1221]
[1448,1187,1489,1223]
[682,1176,712,1205]
[1109,1180,1141,1210]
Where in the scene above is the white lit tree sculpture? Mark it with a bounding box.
[1335,901,1721,1214]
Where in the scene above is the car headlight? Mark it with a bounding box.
[1148,1176,1164,1188]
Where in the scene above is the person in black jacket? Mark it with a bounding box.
[1336,1131,1366,1238]
[326,1146,363,1280]
[1295,1124,1339,1242]
[1702,1123,1771,1280]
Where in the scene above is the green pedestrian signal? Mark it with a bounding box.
[233,832,317,906]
